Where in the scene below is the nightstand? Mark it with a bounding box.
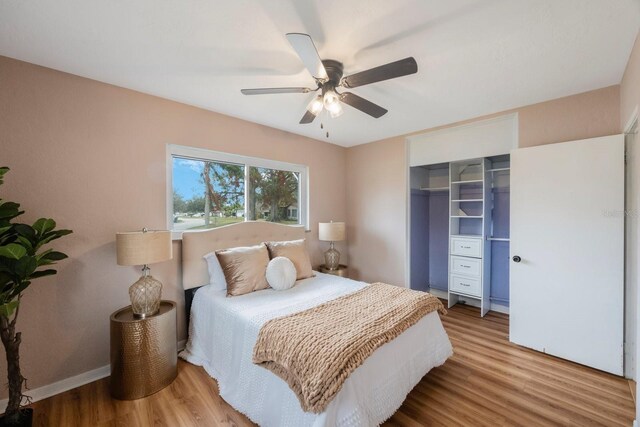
[318,264,348,277]
[110,300,178,400]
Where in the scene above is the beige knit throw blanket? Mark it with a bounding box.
[252,282,446,413]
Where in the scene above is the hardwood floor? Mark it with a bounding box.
[31,304,635,426]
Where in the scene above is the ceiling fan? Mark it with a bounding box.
[241,33,418,124]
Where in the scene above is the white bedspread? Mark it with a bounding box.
[180,273,453,427]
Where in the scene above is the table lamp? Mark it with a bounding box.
[319,221,346,270]
[116,228,172,318]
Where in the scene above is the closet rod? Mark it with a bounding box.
[486,237,510,242]
[486,167,510,172]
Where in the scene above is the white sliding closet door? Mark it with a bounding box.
[510,135,624,375]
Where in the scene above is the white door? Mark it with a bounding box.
[510,135,624,375]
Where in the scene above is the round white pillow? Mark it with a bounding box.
[266,256,297,291]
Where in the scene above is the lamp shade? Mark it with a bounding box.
[116,230,172,266]
[319,222,346,242]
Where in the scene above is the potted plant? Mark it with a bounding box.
[0,167,72,426]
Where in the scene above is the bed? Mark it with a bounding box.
[179,222,453,427]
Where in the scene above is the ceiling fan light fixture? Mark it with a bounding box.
[329,102,343,118]
[323,88,343,118]
[323,90,340,109]
[307,95,323,115]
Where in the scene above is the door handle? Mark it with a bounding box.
[512,255,522,263]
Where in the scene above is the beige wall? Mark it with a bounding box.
[346,85,621,286]
[0,55,347,396]
[518,86,620,147]
[345,137,407,285]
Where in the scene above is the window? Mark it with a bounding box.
[168,145,308,236]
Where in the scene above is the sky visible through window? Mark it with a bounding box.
[173,158,205,200]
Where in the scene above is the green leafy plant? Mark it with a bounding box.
[0,167,72,425]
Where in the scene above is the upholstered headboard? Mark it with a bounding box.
[181,221,306,291]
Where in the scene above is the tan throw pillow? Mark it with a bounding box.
[265,239,314,280]
[216,243,270,297]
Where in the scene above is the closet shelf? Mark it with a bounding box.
[451,179,483,184]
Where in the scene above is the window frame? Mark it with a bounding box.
[167,144,309,239]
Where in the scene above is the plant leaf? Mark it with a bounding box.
[33,230,72,251]
[40,229,73,242]
[33,218,56,236]
[30,269,57,279]
[0,244,26,260]
[15,236,33,252]
[13,224,35,240]
[10,281,30,298]
[40,251,67,262]
[0,272,11,287]
[0,232,17,246]
[0,202,23,221]
[0,167,9,186]
[15,256,37,278]
[36,249,67,266]
[0,300,19,317]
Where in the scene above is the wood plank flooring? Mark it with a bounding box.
[31,304,635,426]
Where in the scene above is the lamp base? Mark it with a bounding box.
[324,243,341,270]
[129,275,162,319]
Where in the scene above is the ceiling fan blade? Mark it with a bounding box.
[341,57,418,88]
[340,92,388,118]
[286,33,329,80]
[299,110,317,124]
[241,87,312,95]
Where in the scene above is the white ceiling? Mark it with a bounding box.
[0,1,638,147]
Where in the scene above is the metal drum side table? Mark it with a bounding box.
[110,300,177,400]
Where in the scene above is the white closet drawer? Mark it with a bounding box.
[450,255,481,277]
[450,274,481,297]
[450,236,482,258]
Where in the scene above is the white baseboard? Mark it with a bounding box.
[429,288,510,314]
[0,339,187,411]
[0,364,111,411]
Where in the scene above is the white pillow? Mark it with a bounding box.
[203,252,228,291]
[266,257,297,291]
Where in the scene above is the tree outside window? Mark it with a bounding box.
[172,156,301,231]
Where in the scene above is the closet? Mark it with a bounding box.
[410,156,510,316]
[408,114,625,374]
